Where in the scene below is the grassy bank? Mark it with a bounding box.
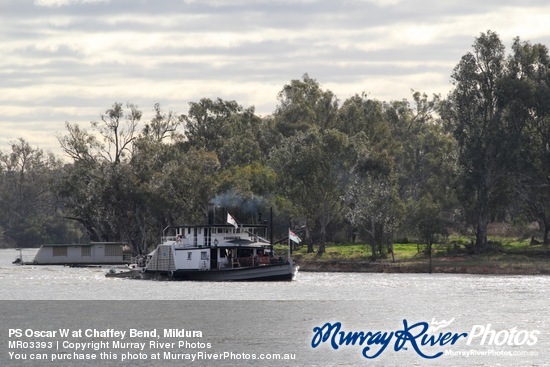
[278,239,550,275]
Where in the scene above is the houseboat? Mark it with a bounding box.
[28,242,132,266]
[141,209,298,281]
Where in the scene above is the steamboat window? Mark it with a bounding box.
[52,247,67,257]
[187,252,192,260]
[201,251,208,260]
[81,247,91,257]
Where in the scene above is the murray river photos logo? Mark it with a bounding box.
[310,318,539,359]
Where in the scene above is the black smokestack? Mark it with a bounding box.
[208,202,215,225]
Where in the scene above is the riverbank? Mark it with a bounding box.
[295,257,550,275]
[290,242,550,275]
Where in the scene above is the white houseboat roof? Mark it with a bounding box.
[39,242,128,247]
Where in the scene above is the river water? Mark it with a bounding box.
[1,248,548,366]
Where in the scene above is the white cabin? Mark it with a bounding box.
[169,224,266,249]
[145,224,273,272]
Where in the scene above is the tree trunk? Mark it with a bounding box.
[318,225,326,255]
[374,222,385,258]
[305,226,314,253]
[428,241,433,274]
[475,217,488,251]
[475,184,489,251]
[370,219,377,260]
[544,222,550,248]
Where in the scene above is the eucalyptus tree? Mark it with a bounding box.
[336,93,386,138]
[388,92,459,249]
[343,131,403,259]
[0,139,65,246]
[274,74,339,137]
[56,102,142,246]
[266,76,343,245]
[143,102,184,143]
[408,195,450,272]
[183,98,263,168]
[504,38,550,244]
[337,95,403,258]
[444,31,511,251]
[269,129,354,254]
[156,147,221,225]
[344,168,404,259]
[338,90,457,257]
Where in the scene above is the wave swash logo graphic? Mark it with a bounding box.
[310,319,539,359]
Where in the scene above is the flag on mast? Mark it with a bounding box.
[227,213,238,228]
[289,229,302,244]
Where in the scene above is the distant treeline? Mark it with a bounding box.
[1,30,550,258]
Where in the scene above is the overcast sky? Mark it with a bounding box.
[2,0,550,156]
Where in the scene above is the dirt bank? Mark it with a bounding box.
[296,258,550,275]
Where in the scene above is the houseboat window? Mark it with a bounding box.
[105,245,122,256]
[52,247,67,257]
[201,251,208,260]
[81,247,91,257]
[187,252,192,260]
[188,228,191,235]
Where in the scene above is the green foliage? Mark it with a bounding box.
[269,128,354,253]
[183,98,263,168]
[444,30,543,250]
[0,139,67,247]
[274,73,338,136]
[3,31,550,254]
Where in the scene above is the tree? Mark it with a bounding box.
[142,103,183,143]
[336,93,386,138]
[504,38,550,244]
[155,147,221,225]
[93,102,141,164]
[445,31,510,251]
[274,74,339,137]
[337,94,405,258]
[0,139,66,246]
[56,103,143,246]
[183,98,262,168]
[345,171,404,259]
[407,196,450,272]
[270,129,353,254]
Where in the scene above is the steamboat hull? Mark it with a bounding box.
[143,263,297,281]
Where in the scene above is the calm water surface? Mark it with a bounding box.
[1,249,548,366]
